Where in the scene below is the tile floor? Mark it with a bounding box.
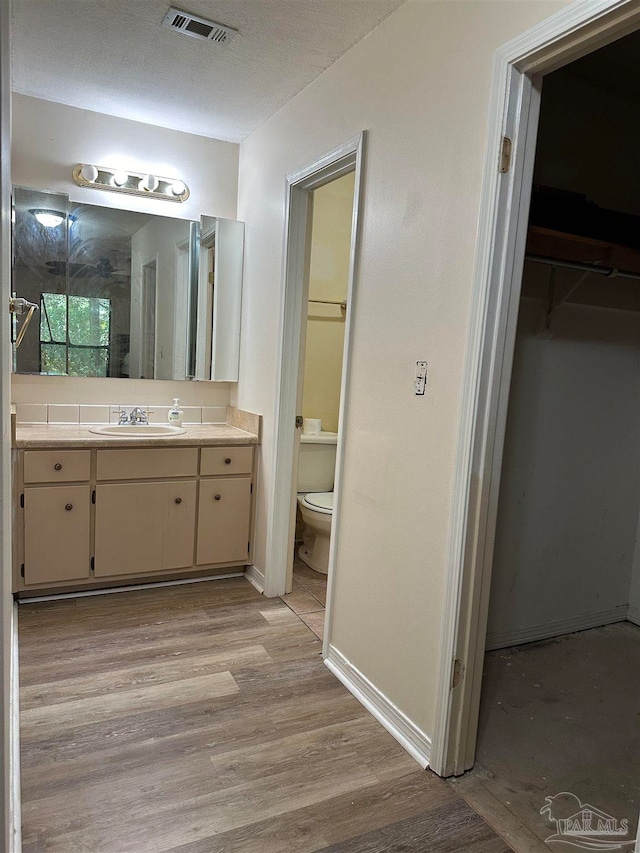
[281,552,328,641]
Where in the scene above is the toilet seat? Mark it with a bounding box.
[300,492,333,515]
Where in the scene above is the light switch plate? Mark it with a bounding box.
[414,361,427,395]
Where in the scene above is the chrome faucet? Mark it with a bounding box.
[128,407,149,425]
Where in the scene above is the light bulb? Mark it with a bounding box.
[80,163,98,183]
[30,209,65,228]
[139,174,159,192]
[112,170,129,187]
[170,180,186,196]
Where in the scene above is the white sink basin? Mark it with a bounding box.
[89,423,186,437]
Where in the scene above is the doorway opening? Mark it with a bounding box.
[140,260,157,379]
[458,28,640,845]
[442,21,640,852]
[283,172,356,641]
[265,134,364,628]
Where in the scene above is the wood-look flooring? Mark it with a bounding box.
[19,578,511,852]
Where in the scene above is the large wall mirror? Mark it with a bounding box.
[12,186,243,381]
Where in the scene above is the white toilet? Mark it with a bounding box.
[297,431,337,574]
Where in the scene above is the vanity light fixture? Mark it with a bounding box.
[72,163,190,203]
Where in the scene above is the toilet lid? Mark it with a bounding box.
[303,492,333,514]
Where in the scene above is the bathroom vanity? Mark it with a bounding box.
[12,422,259,596]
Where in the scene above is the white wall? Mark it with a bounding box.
[11,94,239,407]
[12,95,238,222]
[236,0,566,743]
[302,173,354,433]
[487,295,640,647]
[130,217,192,380]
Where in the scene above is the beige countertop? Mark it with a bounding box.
[14,423,259,449]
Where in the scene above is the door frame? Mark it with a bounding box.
[265,133,365,625]
[1,0,21,846]
[430,0,640,777]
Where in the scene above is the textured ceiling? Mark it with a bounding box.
[11,0,406,143]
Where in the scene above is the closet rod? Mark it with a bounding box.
[525,254,640,282]
[308,299,347,308]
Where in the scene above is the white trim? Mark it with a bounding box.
[485,607,628,650]
[432,0,640,778]
[16,572,244,604]
[10,606,20,853]
[322,134,365,657]
[1,0,18,840]
[325,645,431,769]
[627,604,640,627]
[244,564,265,594]
[265,134,365,600]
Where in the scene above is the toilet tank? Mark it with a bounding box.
[297,432,338,492]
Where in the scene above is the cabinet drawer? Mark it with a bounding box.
[97,448,198,481]
[24,450,91,483]
[200,446,253,476]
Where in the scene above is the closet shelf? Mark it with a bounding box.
[526,226,640,277]
[523,227,640,313]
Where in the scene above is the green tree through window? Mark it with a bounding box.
[40,293,111,377]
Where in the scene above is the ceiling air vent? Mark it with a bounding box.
[162,7,237,45]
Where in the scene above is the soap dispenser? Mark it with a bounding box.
[168,398,183,427]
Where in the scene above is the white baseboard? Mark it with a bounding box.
[627,604,640,627]
[17,572,244,604]
[325,645,431,769]
[486,606,628,650]
[244,564,265,594]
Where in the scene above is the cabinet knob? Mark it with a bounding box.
[65,503,73,511]
[54,463,62,471]
[214,493,221,501]
[225,457,232,465]
[174,497,182,504]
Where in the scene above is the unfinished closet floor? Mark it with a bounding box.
[18,578,510,853]
[451,623,640,853]
[281,554,328,640]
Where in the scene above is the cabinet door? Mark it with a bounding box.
[163,480,197,570]
[94,483,163,577]
[197,478,251,565]
[24,486,91,585]
[94,481,196,577]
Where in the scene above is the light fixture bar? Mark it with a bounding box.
[72,164,190,203]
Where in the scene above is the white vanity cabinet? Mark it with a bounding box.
[15,442,255,595]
